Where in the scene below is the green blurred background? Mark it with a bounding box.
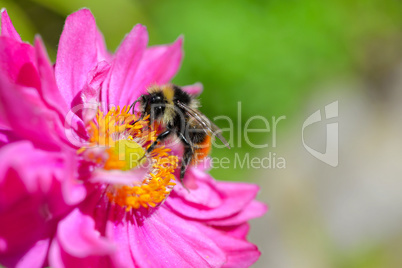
[2,0,402,267]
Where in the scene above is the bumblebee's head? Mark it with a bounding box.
[141,92,166,121]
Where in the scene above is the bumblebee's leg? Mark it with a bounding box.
[146,129,172,154]
[178,131,193,185]
[178,131,191,147]
[178,132,194,186]
[180,145,194,185]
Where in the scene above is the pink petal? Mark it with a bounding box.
[172,168,223,207]
[0,37,72,146]
[0,224,51,268]
[81,61,110,124]
[0,197,50,254]
[166,168,261,220]
[58,151,86,206]
[206,200,267,226]
[0,37,40,89]
[0,141,85,213]
[57,209,116,258]
[101,24,148,110]
[95,27,112,63]
[90,166,149,186]
[17,239,50,268]
[59,176,87,207]
[0,142,35,209]
[0,74,63,150]
[0,143,60,266]
[123,36,184,108]
[195,222,261,268]
[215,223,251,240]
[55,9,101,107]
[182,82,203,96]
[64,61,110,143]
[63,117,87,149]
[48,192,113,268]
[49,238,112,268]
[0,129,18,147]
[0,239,50,268]
[83,61,111,103]
[34,36,69,117]
[107,207,226,267]
[78,190,135,267]
[0,9,21,42]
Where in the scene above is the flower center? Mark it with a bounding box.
[105,139,146,171]
[78,106,178,211]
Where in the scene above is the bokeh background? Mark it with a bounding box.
[2,0,402,267]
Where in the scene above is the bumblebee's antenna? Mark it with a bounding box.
[130,95,145,125]
[130,95,143,114]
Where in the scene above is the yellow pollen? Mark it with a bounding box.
[104,139,146,171]
[78,106,178,211]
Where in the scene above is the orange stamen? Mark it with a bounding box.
[78,106,178,211]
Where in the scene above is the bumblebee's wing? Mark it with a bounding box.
[177,101,231,149]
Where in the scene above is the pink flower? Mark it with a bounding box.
[0,8,267,268]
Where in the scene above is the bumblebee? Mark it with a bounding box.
[131,84,230,183]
